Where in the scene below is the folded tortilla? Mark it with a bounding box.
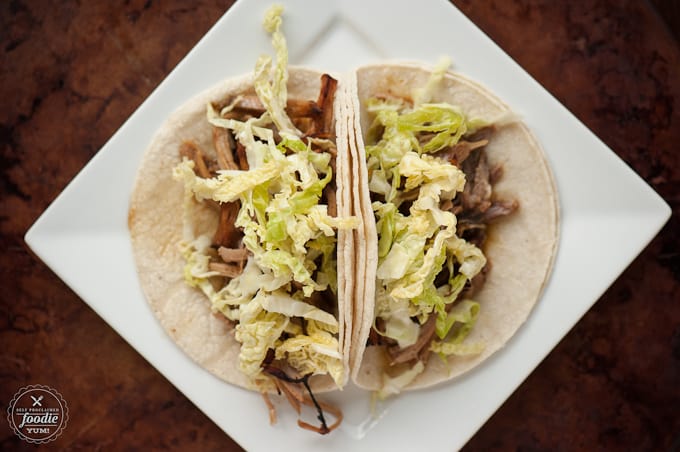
[128,67,355,393]
[346,63,559,391]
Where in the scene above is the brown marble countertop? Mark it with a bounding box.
[2,1,678,450]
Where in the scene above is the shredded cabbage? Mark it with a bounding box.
[413,56,451,106]
[253,4,301,140]
[276,320,344,384]
[235,294,289,377]
[172,5,357,387]
[260,291,338,331]
[377,361,425,399]
[368,64,492,391]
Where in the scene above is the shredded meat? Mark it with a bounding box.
[261,392,277,425]
[180,130,243,267]
[489,164,504,184]
[309,74,337,138]
[217,246,249,263]
[387,313,437,365]
[455,218,486,243]
[292,117,314,134]
[466,125,495,143]
[455,151,518,243]
[304,289,336,316]
[465,263,490,298]
[212,126,239,170]
[179,141,211,178]
[481,199,519,222]
[211,127,243,259]
[227,95,264,113]
[434,139,489,166]
[287,98,322,118]
[368,318,383,345]
[398,187,420,203]
[297,396,342,434]
[212,202,241,248]
[461,148,492,212]
[263,366,341,434]
[235,140,249,170]
[208,261,242,278]
[273,378,302,415]
[324,182,337,217]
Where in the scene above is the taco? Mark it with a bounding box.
[346,62,559,395]
[128,6,357,433]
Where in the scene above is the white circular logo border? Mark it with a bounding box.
[6,384,69,444]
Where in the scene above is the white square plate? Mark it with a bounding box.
[25,0,670,450]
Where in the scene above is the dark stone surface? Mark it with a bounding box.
[1,1,678,450]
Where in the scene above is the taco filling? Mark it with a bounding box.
[361,63,518,396]
[171,6,356,433]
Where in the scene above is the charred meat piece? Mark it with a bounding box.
[212,126,239,170]
[179,141,212,178]
[208,261,244,278]
[388,314,437,366]
[461,148,492,213]
[235,140,249,170]
[481,199,518,222]
[217,246,249,263]
[213,202,241,249]
[263,366,342,434]
[217,75,338,143]
[323,181,337,217]
[463,262,490,299]
[308,74,338,138]
[434,138,488,166]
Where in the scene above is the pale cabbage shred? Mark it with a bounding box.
[368,59,489,396]
[172,5,358,389]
